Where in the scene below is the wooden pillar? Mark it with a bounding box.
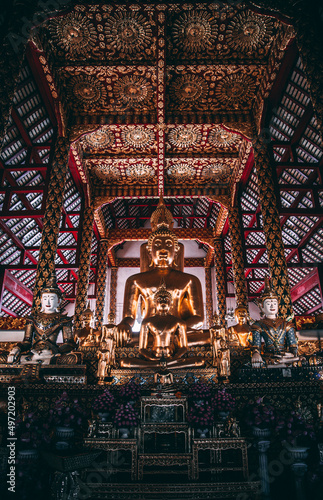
[213,237,227,327]
[204,266,213,328]
[32,137,70,310]
[253,135,293,319]
[95,239,109,328]
[74,205,95,330]
[228,204,248,310]
[109,267,118,320]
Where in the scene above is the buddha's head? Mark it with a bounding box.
[107,312,116,324]
[259,277,278,319]
[40,272,63,314]
[147,196,179,268]
[81,303,93,327]
[234,306,248,325]
[147,224,179,268]
[154,281,172,315]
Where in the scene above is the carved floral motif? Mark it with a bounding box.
[83,128,115,149]
[168,126,202,148]
[208,126,239,148]
[113,75,154,109]
[121,126,155,149]
[126,164,155,182]
[105,11,153,55]
[167,163,196,181]
[172,10,218,53]
[67,75,106,111]
[48,12,97,57]
[227,11,274,54]
[215,74,256,109]
[170,74,208,106]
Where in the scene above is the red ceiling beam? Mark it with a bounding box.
[290,268,320,303]
[3,270,33,306]
[0,220,38,265]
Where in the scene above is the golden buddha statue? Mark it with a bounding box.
[120,280,204,369]
[117,196,207,369]
[75,304,100,347]
[117,196,204,345]
[228,305,252,348]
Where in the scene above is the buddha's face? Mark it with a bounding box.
[235,308,248,324]
[151,235,176,267]
[262,298,278,319]
[156,295,171,315]
[41,293,60,313]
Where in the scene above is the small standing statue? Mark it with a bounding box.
[228,305,252,348]
[103,312,128,348]
[7,272,77,365]
[97,312,117,383]
[251,277,298,368]
[210,313,230,378]
[75,304,100,347]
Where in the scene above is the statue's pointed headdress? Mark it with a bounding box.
[154,278,172,304]
[259,277,278,305]
[150,195,174,232]
[82,301,93,321]
[41,271,64,299]
[147,196,179,252]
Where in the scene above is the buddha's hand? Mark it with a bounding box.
[7,346,21,363]
[116,322,132,346]
[251,351,264,368]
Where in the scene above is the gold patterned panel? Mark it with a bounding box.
[253,135,293,318]
[32,137,70,310]
[228,205,248,310]
[95,239,109,328]
[213,238,227,327]
[74,205,95,330]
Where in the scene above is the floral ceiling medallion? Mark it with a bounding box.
[172,11,218,53]
[92,163,121,182]
[215,74,256,109]
[201,163,231,182]
[227,11,274,53]
[168,126,202,148]
[68,75,106,110]
[208,126,239,148]
[113,75,153,109]
[105,11,153,55]
[83,128,115,149]
[171,75,208,106]
[167,163,196,182]
[126,163,154,182]
[49,12,97,56]
[121,126,155,149]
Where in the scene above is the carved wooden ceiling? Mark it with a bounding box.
[31,3,294,210]
[0,2,322,318]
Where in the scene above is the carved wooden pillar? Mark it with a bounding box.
[204,266,213,328]
[32,137,70,310]
[95,238,109,328]
[109,267,118,319]
[213,237,227,327]
[253,135,293,318]
[74,205,95,330]
[228,204,248,310]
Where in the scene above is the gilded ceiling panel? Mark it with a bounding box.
[44,4,157,63]
[166,65,264,111]
[86,158,158,185]
[59,66,157,114]
[165,158,237,185]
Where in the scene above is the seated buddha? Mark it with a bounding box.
[117,196,207,369]
[7,272,78,365]
[120,281,204,369]
[228,305,252,348]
